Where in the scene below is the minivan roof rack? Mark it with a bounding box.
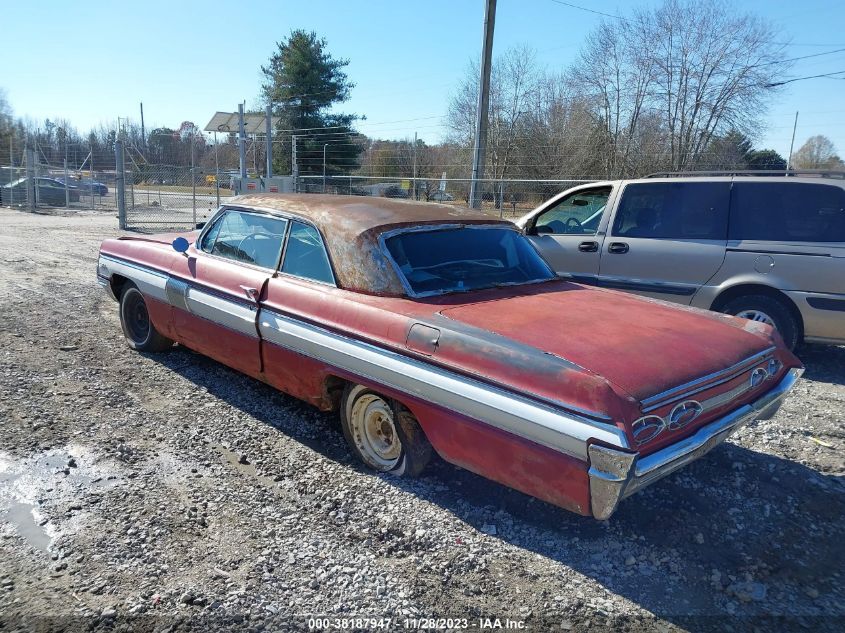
[644,169,845,179]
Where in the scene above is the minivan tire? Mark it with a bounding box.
[721,295,799,350]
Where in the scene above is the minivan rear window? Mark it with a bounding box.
[729,182,845,242]
[613,182,730,240]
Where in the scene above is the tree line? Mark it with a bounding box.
[2,0,843,183]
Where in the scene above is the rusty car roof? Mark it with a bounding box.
[228,194,511,296]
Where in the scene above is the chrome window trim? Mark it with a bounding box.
[377,223,556,299]
[196,207,290,274]
[641,347,776,412]
[279,219,338,287]
[197,204,340,284]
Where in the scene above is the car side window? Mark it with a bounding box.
[533,187,611,235]
[729,182,845,242]
[201,210,288,269]
[281,221,335,285]
[612,182,729,240]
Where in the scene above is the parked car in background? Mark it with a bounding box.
[97,194,802,519]
[58,177,108,196]
[517,172,845,349]
[0,177,80,206]
[428,190,454,202]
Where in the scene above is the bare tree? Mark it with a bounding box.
[447,45,540,188]
[791,135,844,169]
[570,0,786,175]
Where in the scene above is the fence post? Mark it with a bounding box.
[25,146,36,212]
[7,137,13,207]
[64,158,70,207]
[116,140,126,229]
[191,140,196,228]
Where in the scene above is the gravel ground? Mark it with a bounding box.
[0,208,843,633]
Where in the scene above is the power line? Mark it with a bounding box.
[766,70,845,87]
[752,47,845,67]
[547,0,626,21]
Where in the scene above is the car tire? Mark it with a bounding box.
[721,294,799,350]
[119,283,173,353]
[340,384,432,477]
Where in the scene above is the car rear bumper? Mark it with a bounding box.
[587,367,803,520]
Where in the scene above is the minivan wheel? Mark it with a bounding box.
[340,384,432,477]
[721,295,799,350]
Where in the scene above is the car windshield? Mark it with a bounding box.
[384,226,555,296]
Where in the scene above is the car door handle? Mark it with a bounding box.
[578,241,599,253]
[608,242,629,254]
[239,285,259,301]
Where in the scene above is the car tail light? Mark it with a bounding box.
[631,415,665,446]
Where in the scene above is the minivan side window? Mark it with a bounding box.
[612,182,730,240]
[729,182,845,242]
[532,187,611,235]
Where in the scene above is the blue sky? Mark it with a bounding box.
[4,0,845,160]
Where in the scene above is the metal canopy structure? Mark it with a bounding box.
[204,111,279,135]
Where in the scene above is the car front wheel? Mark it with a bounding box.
[721,294,799,350]
[119,283,173,352]
[340,384,432,476]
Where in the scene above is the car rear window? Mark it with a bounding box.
[729,182,845,242]
[613,182,730,240]
[384,226,554,296]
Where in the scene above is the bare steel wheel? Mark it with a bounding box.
[340,384,432,476]
[119,283,173,353]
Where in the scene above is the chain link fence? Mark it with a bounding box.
[1,141,121,212]
[298,175,594,218]
[123,163,234,231]
[3,137,592,227]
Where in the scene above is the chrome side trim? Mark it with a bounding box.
[259,309,629,461]
[641,347,776,411]
[98,254,168,303]
[185,286,258,339]
[165,277,189,312]
[588,368,803,519]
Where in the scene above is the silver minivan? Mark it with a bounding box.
[516,173,845,349]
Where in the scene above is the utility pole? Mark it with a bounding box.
[292,135,298,192]
[469,0,496,209]
[265,103,273,179]
[191,138,196,228]
[238,103,247,180]
[786,111,799,173]
[214,131,220,208]
[412,131,418,200]
[323,143,328,193]
[140,102,146,156]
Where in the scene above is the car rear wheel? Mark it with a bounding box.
[340,384,432,476]
[721,294,799,350]
[119,283,173,352]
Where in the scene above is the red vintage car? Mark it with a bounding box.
[97,194,803,519]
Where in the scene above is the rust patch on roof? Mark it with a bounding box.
[228,194,512,296]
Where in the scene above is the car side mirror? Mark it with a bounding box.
[525,225,538,236]
[172,237,190,255]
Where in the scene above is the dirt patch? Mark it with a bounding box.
[0,208,843,632]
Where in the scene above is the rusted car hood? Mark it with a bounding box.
[438,284,777,402]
